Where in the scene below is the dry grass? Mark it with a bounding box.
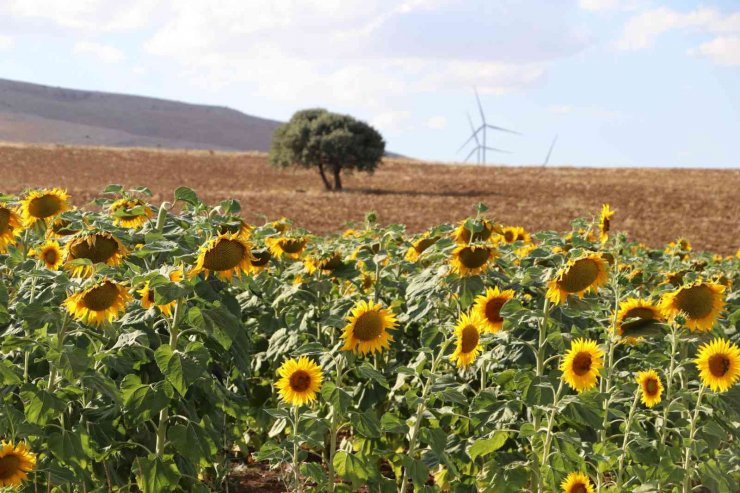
[1,142,738,254]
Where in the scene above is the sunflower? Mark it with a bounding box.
[560,338,604,392]
[659,281,725,332]
[109,198,154,229]
[546,253,609,305]
[560,472,595,493]
[64,232,129,277]
[275,356,324,406]
[304,253,344,274]
[615,298,663,344]
[694,338,740,393]
[449,245,496,277]
[0,440,36,487]
[247,249,272,273]
[64,279,131,325]
[190,232,253,280]
[341,300,397,355]
[452,219,497,244]
[598,204,614,243]
[0,204,22,253]
[666,237,692,253]
[270,217,291,233]
[450,312,485,368]
[138,269,182,317]
[499,226,530,245]
[19,188,69,226]
[33,240,64,270]
[405,233,440,261]
[266,236,308,260]
[636,370,664,407]
[47,216,81,239]
[472,287,514,333]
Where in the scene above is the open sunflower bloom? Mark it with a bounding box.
[20,188,69,227]
[450,312,485,368]
[694,338,740,393]
[636,369,664,407]
[266,236,308,260]
[64,279,132,325]
[561,338,604,392]
[33,240,64,270]
[405,233,439,261]
[0,441,36,488]
[560,472,595,493]
[615,298,663,344]
[0,204,22,253]
[190,232,254,280]
[275,356,323,406]
[449,244,496,277]
[659,280,725,332]
[64,232,129,277]
[342,300,397,355]
[472,286,514,333]
[546,253,609,305]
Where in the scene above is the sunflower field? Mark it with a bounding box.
[0,186,739,493]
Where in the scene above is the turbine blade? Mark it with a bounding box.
[543,134,559,166]
[464,146,480,163]
[474,87,486,124]
[485,124,521,135]
[483,146,511,154]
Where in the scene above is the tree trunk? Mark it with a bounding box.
[333,167,343,191]
[317,161,333,191]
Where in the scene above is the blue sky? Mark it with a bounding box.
[0,0,738,167]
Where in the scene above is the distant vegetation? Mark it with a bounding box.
[269,109,385,191]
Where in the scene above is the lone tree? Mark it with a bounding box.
[269,109,386,191]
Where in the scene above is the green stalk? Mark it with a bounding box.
[327,356,345,492]
[681,385,705,493]
[293,405,303,493]
[155,299,181,458]
[616,389,641,490]
[540,379,565,468]
[533,298,551,493]
[659,323,679,444]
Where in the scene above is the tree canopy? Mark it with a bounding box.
[269,109,386,191]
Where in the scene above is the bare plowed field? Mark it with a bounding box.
[1,143,738,254]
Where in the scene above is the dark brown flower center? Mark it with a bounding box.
[708,354,730,378]
[459,224,492,243]
[43,248,58,265]
[353,311,384,341]
[572,352,592,376]
[0,454,21,480]
[559,258,600,293]
[52,219,78,236]
[289,370,312,392]
[458,247,490,269]
[414,236,439,254]
[28,194,63,218]
[70,235,121,264]
[645,378,659,396]
[280,239,305,254]
[674,284,714,319]
[0,208,10,232]
[250,250,271,267]
[571,484,587,493]
[503,231,515,243]
[203,239,245,271]
[485,298,506,323]
[460,325,480,354]
[320,255,343,271]
[602,217,610,233]
[82,282,120,311]
[625,307,657,320]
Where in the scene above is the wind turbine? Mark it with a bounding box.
[543,134,559,167]
[458,87,521,164]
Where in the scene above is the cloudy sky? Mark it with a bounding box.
[1,0,739,166]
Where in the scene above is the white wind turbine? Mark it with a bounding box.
[458,87,521,164]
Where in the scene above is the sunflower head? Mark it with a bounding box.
[449,244,496,277]
[499,226,530,245]
[190,232,254,280]
[450,312,485,368]
[341,300,397,355]
[64,279,131,325]
[405,233,440,261]
[546,253,609,305]
[560,338,604,392]
[473,287,514,333]
[304,252,344,275]
[47,216,81,239]
[598,204,614,243]
[694,338,740,393]
[615,298,663,344]
[275,356,324,406]
[109,198,154,229]
[0,204,22,253]
[266,236,308,260]
[137,278,178,317]
[636,370,664,407]
[64,232,129,277]
[247,249,272,273]
[560,472,595,493]
[659,281,725,332]
[0,441,36,487]
[34,240,64,270]
[20,188,69,226]
[452,219,497,244]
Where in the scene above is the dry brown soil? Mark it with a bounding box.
[1,143,738,254]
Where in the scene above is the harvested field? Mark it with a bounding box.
[0,142,738,254]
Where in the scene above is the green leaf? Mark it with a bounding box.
[357,363,390,389]
[469,431,509,461]
[121,375,170,422]
[168,422,214,467]
[351,410,381,439]
[21,390,65,425]
[333,451,371,486]
[174,186,200,206]
[404,457,429,486]
[154,343,209,396]
[134,456,181,493]
[0,360,21,385]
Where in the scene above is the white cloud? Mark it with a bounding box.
[426,116,447,129]
[5,0,160,31]
[0,35,13,50]
[73,41,125,63]
[371,111,412,134]
[690,36,740,66]
[578,0,642,12]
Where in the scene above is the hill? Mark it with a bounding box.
[0,143,738,254]
[0,78,281,151]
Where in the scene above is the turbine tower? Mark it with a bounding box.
[458,87,520,164]
[543,134,559,167]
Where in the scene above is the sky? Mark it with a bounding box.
[0,0,739,167]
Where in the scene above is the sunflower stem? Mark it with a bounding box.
[659,323,679,445]
[293,404,303,493]
[533,298,551,493]
[616,388,641,490]
[327,355,344,492]
[681,384,705,493]
[540,378,564,467]
[155,201,170,232]
[155,299,182,458]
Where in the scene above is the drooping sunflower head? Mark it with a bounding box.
[109,198,154,229]
[47,216,81,239]
[64,279,132,325]
[266,236,308,260]
[546,253,609,305]
[449,244,496,277]
[137,278,178,318]
[560,472,595,493]
[190,232,254,280]
[0,204,22,253]
[450,312,485,368]
[666,237,692,255]
[694,338,740,393]
[304,252,344,275]
[659,281,725,332]
[405,233,440,261]
[636,370,664,407]
[615,298,663,344]
[499,226,530,245]
[473,287,514,333]
[560,338,604,392]
[275,356,324,406]
[341,300,397,355]
[20,188,69,226]
[269,217,291,233]
[598,204,614,243]
[452,219,497,244]
[247,249,272,273]
[34,240,64,270]
[0,440,36,488]
[64,232,129,277]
